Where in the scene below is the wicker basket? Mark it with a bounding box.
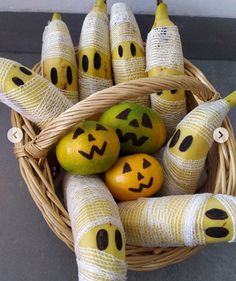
[11,58,236,271]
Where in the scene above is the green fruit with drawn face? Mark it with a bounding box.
[56,120,120,175]
[100,102,167,154]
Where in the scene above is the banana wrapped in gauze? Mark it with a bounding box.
[110,3,150,106]
[0,58,72,129]
[64,174,127,281]
[78,0,113,100]
[41,13,79,104]
[146,1,186,137]
[119,193,236,247]
[161,91,236,196]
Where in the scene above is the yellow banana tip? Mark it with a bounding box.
[52,13,62,21]
[225,91,236,108]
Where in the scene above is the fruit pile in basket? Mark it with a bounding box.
[0,0,236,280]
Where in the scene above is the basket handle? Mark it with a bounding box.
[25,75,218,159]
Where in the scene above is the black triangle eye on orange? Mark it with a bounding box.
[56,121,120,175]
[100,102,167,155]
[105,153,164,201]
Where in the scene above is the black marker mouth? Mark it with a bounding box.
[116,129,148,146]
[78,142,107,160]
[129,177,154,193]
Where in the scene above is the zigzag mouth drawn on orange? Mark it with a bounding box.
[128,177,154,193]
[78,142,107,160]
[116,129,149,146]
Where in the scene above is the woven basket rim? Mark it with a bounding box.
[11,59,236,271]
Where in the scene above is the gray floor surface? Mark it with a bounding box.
[0,53,236,281]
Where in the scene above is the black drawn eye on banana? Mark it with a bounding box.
[41,13,79,103]
[110,2,149,106]
[119,193,236,247]
[160,91,236,196]
[78,0,113,101]
[64,174,127,281]
[0,58,72,129]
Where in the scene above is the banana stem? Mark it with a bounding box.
[224,90,236,108]
[157,0,163,5]
[93,0,107,13]
[52,13,61,21]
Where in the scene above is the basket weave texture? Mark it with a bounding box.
[12,59,236,271]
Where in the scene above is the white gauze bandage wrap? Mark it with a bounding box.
[178,99,230,145]
[78,10,113,99]
[161,99,230,195]
[110,3,149,106]
[0,59,72,129]
[41,19,78,103]
[64,174,127,281]
[42,20,76,65]
[79,74,113,101]
[110,3,143,50]
[161,147,207,195]
[150,94,187,136]
[146,26,184,73]
[119,194,212,247]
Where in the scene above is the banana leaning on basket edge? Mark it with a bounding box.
[160,91,236,196]
[78,0,113,100]
[41,13,79,103]
[119,193,236,247]
[0,58,72,129]
[110,2,150,106]
[146,0,186,137]
[64,174,127,281]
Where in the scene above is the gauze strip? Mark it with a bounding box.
[119,194,212,247]
[79,10,110,54]
[78,9,113,100]
[146,26,184,73]
[0,59,72,129]
[161,147,207,195]
[64,174,127,281]
[150,93,187,136]
[42,20,76,66]
[110,3,149,106]
[79,73,113,101]
[178,99,230,145]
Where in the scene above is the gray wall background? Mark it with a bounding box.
[0,12,236,281]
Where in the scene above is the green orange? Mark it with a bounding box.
[100,102,167,154]
[56,120,120,175]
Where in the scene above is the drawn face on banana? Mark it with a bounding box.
[149,67,185,101]
[78,48,112,80]
[204,197,233,243]
[112,41,144,61]
[79,224,125,260]
[168,127,209,160]
[4,63,36,92]
[43,58,78,92]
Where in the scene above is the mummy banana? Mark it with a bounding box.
[119,193,236,247]
[161,91,236,196]
[41,13,79,103]
[146,1,186,137]
[110,3,150,106]
[0,58,72,129]
[64,174,127,281]
[78,0,113,100]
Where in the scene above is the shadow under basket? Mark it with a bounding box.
[12,59,236,271]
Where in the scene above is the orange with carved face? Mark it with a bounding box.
[56,120,120,175]
[105,153,164,201]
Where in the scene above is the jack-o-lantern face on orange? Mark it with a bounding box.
[100,102,167,155]
[56,120,120,175]
[105,153,164,201]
